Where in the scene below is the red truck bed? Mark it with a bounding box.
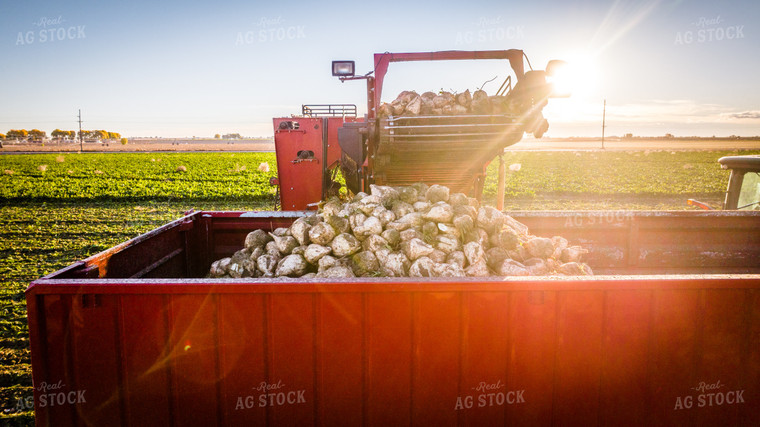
[26,210,760,426]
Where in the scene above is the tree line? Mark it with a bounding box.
[1,129,122,141]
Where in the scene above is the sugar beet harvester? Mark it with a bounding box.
[272,50,568,210]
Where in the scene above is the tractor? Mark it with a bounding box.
[688,155,760,210]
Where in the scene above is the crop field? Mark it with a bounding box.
[0,149,757,424]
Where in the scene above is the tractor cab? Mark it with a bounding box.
[719,155,760,210]
[688,155,760,210]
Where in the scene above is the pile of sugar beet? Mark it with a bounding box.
[377,89,520,118]
[208,183,592,279]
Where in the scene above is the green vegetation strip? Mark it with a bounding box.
[0,149,757,423]
[0,152,278,202]
[0,150,748,202]
[483,149,737,197]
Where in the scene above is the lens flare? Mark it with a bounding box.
[549,52,599,100]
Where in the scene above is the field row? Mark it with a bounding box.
[0,150,750,202]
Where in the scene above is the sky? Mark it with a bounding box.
[0,0,758,138]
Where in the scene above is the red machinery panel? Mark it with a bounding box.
[273,116,357,210]
[25,210,760,426]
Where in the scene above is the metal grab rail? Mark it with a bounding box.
[301,104,357,117]
[496,75,512,96]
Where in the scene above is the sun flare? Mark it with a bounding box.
[542,50,603,128]
[553,51,600,100]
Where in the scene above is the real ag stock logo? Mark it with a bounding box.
[3,380,88,413]
[15,15,86,46]
[234,380,307,410]
[674,15,744,45]
[454,380,526,411]
[235,16,306,46]
[673,379,746,410]
[455,16,525,46]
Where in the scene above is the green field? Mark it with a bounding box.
[0,149,756,423]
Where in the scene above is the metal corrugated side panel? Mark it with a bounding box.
[26,277,760,426]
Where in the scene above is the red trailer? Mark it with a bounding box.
[26,210,760,426]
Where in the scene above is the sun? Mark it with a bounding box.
[552,51,600,100]
[541,50,603,128]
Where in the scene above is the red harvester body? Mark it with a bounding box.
[273,50,561,210]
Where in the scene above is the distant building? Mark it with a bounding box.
[623,133,633,139]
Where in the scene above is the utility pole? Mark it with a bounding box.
[601,99,606,150]
[78,109,83,153]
